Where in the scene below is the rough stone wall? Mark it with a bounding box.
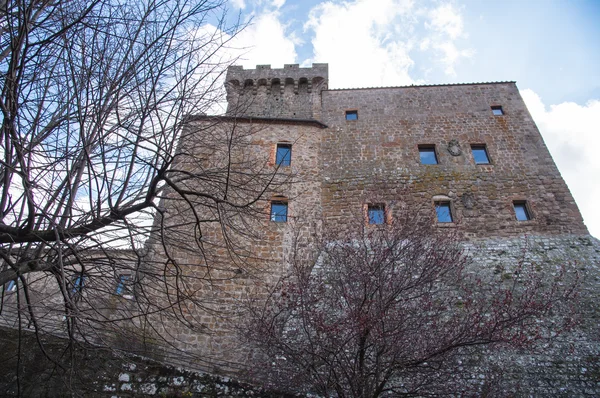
[4,64,594,394]
[319,83,588,238]
[141,117,324,372]
[0,327,288,397]
[459,234,600,396]
[225,64,328,120]
[144,67,596,390]
[0,250,139,337]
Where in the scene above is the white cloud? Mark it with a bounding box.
[272,0,286,9]
[230,11,297,68]
[303,0,473,87]
[231,0,246,10]
[426,3,464,40]
[432,41,474,76]
[423,3,472,76]
[521,89,600,238]
[305,0,417,88]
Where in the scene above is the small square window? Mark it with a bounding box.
[271,201,288,222]
[5,280,16,292]
[471,144,490,164]
[368,204,385,225]
[345,110,358,121]
[116,275,132,297]
[435,202,453,223]
[419,145,438,164]
[491,106,504,116]
[513,201,531,221]
[70,275,86,298]
[276,144,291,166]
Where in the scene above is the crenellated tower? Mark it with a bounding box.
[225,63,328,120]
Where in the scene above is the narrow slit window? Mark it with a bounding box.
[271,201,288,222]
[345,110,358,121]
[471,144,490,164]
[276,144,292,166]
[368,204,385,225]
[70,275,86,298]
[419,145,438,164]
[116,275,132,297]
[435,202,453,223]
[513,201,531,221]
[4,280,16,292]
[491,106,504,116]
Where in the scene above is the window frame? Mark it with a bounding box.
[275,143,292,167]
[513,200,532,221]
[491,105,504,116]
[116,274,133,299]
[418,145,439,165]
[471,144,491,164]
[4,279,17,293]
[435,201,454,223]
[367,204,386,225]
[270,200,288,223]
[69,274,87,298]
[345,110,358,121]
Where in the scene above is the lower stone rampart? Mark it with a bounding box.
[456,234,600,396]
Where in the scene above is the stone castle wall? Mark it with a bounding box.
[3,63,597,395]
[319,83,587,238]
[225,64,328,119]
[141,116,325,372]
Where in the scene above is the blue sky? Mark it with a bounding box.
[221,0,600,237]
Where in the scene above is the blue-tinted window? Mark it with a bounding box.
[471,145,490,164]
[271,201,288,222]
[368,204,385,225]
[70,275,86,297]
[5,280,16,292]
[435,202,453,223]
[513,202,531,221]
[276,144,291,166]
[345,110,358,121]
[116,275,131,295]
[419,146,438,164]
[491,106,504,116]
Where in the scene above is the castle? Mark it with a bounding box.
[139,63,600,393]
[2,63,599,395]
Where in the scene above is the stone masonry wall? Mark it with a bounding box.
[225,64,328,120]
[138,65,598,394]
[319,83,588,238]
[459,234,600,396]
[141,118,324,373]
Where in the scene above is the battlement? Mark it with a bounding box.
[225,64,328,119]
[226,63,328,89]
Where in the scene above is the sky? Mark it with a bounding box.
[219,0,600,238]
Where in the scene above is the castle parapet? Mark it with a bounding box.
[225,64,328,120]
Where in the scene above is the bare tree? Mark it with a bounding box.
[243,219,579,397]
[0,0,290,391]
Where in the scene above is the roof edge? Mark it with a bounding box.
[185,115,328,129]
[326,81,517,91]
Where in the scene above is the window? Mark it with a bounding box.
[70,275,86,298]
[435,202,453,223]
[270,201,288,222]
[491,106,504,116]
[276,144,292,166]
[4,280,16,292]
[345,110,358,121]
[513,201,531,221]
[368,204,385,225]
[471,144,490,164]
[419,145,438,164]
[116,275,132,298]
